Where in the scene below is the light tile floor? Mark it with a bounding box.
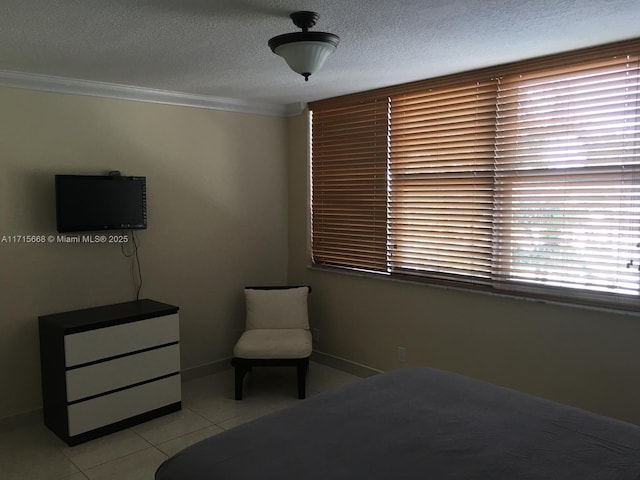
[0,363,360,480]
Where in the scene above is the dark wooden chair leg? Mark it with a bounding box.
[233,360,249,400]
[297,358,309,399]
[233,357,310,400]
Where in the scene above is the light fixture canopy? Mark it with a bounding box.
[268,11,339,81]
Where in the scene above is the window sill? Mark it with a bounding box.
[307,263,640,318]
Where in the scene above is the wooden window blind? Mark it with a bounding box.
[309,38,640,311]
[388,81,498,281]
[311,99,389,271]
[493,55,640,306]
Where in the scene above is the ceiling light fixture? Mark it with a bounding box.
[268,11,339,82]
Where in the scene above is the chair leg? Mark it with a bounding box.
[297,358,309,399]
[234,364,248,400]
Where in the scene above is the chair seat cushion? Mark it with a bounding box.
[233,329,312,359]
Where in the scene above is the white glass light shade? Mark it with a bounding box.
[273,41,337,78]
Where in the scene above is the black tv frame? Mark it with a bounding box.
[55,174,147,233]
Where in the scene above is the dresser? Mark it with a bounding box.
[38,299,181,445]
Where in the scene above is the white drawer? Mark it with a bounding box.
[67,374,181,436]
[64,313,179,367]
[65,344,181,402]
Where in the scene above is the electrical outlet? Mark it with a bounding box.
[397,346,406,363]
[312,328,320,343]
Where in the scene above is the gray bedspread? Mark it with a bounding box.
[156,367,640,479]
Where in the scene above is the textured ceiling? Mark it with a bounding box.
[2,0,640,107]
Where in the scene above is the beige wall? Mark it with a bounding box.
[4,89,638,426]
[0,87,288,421]
[287,112,640,426]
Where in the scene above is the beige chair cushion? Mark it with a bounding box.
[245,287,309,330]
[233,329,312,359]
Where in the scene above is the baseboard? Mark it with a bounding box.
[0,408,43,432]
[180,357,232,381]
[311,350,382,378]
[181,352,381,380]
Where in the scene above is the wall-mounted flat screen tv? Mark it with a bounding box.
[55,175,147,233]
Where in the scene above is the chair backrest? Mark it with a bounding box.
[244,286,310,330]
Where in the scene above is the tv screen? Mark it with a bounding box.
[55,175,147,233]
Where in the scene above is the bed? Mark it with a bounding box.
[155,367,640,479]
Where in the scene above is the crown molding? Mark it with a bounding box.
[0,70,303,117]
[283,102,307,116]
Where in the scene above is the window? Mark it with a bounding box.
[493,57,640,300]
[388,81,498,282]
[311,99,389,271]
[310,40,640,311]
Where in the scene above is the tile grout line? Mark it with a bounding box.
[60,428,154,475]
